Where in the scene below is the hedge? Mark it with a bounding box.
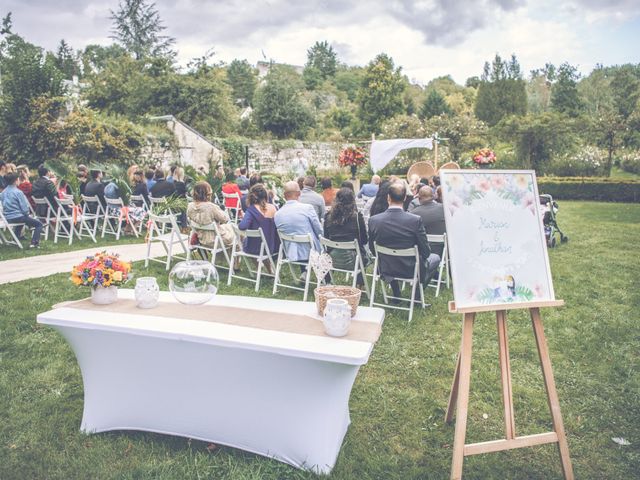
[537,177,640,203]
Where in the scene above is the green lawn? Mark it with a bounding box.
[1,201,639,479]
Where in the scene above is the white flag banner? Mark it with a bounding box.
[369,138,434,173]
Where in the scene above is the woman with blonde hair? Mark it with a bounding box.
[187,181,234,248]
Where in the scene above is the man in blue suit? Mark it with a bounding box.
[274,181,322,274]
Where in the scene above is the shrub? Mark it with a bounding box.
[538,177,640,202]
[618,150,640,175]
[547,145,606,177]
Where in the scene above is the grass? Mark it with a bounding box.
[1,201,639,479]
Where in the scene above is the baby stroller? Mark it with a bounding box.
[539,194,568,247]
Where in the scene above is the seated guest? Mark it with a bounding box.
[296,176,305,191]
[0,161,7,192]
[187,181,234,247]
[0,173,43,248]
[324,187,368,286]
[145,169,156,191]
[409,185,447,257]
[239,184,280,259]
[84,169,106,212]
[431,175,441,195]
[240,173,274,211]
[222,169,242,210]
[131,170,150,206]
[357,174,381,199]
[77,165,89,195]
[236,167,250,193]
[320,177,338,206]
[57,179,72,198]
[173,167,187,198]
[341,180,354,192]
[150,170,176,198]
[299,175,325,221]
[367,180,391,218]
[368,182,440,300]
[16,166,34,209]
[166,164,177,183]
[32,165,60,216]
[435,185,443,203]
[274,181,322,273]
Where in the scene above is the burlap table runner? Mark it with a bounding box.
[56,298,382,344]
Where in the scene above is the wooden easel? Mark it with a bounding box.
[445,300,574,480]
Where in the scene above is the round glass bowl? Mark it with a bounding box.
[168,261,219,305]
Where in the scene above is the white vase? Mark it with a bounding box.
[90,286,118,305]
[323,298,352,337]
[135,277,160,309]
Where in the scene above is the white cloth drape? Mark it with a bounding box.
[369,138,434,173]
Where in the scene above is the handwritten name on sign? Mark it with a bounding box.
[440,170,555,309]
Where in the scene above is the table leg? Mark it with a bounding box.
[530,308,574,480]
[497,310,516,440]
[450,312,475,480]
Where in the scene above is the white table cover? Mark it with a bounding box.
[37,290,385,474]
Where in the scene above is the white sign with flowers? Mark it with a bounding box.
[440,170,555,310]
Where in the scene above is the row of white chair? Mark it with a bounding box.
[142,211,450,321]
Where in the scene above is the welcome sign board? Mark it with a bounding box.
[440,170,555,310]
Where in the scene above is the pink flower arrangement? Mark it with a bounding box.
[338,146,367,167]
[473,148,497,165]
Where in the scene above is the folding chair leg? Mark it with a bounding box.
[273,258,283,295]
[303,265,312,302]
[255,257,263,292]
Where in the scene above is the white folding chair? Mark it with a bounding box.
[222,192,242,223]
[369,243,426,323]
[130,194,150,213]
[319,237,370,299]
[426,233,450,297]
[227,224,276,292]
[102,198,139,239]
[145,213,189,270]
[80,194,104,242]
[33,197,54,241]
[273,230,315,302]
[0,203,25,248]
[186,220,232,270]
[149,196,169,233]
[54,196,79,245]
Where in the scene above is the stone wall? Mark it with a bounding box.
[168,118,223,173]
[246,141,344,176]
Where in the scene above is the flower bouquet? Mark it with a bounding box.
[71,251,132,304]
[472,148,497,168]
[338,146,367,179]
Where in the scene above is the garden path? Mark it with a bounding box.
[0,243,166,285]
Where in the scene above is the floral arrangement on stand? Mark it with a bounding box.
[472,148,497,168]
[338,146,367,179]
[71,252,132,289]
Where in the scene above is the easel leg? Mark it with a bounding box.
[530,308,575,480]
[497,310,516,439]
[445,352,461,424]
[450,312,475,480]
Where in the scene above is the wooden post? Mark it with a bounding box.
[446,303,574,480]
[434,135,439,170]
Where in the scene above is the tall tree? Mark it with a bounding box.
[420,90,452,119]
[54,39,78,78]
[610,64,640,121]
[0,28,64,163]
[475,54,527,126]
[109,0,175,60]
[305,41,337,80]
[551,62,583,117]
[226,59,257,107]
[357,53,405,134]
[254,66,314,138]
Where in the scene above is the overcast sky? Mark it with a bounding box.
[4,0,640,84]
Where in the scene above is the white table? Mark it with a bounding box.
[37,290,384,474]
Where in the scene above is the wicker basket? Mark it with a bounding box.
[438,161,460,171]
[407,161,436,181]
[314,286,361,317]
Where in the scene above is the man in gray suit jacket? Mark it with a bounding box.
[298,176,326,221]
[368,182,440,299]
[409,185,447,257]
